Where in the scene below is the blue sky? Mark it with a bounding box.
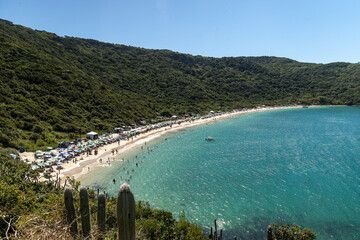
[1,0,360,63]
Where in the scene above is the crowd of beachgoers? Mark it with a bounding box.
[18,111,226,175]
[16,105,302,181]
[28,135,121,172]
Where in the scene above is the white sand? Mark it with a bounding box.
[19,105,301,183]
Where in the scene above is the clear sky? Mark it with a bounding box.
[1,0,360,63]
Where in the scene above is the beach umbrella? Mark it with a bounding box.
[53,152,60,156]
[58,148,66,151]
[31,165,39,170]
[36,153,44,157]
[44,154,52,158]
[56,161,63,165]
[37,162,46,167]
[35,158,44,163]
[36,150,43,153]
[47,147,53,150]
[44,152,52,155]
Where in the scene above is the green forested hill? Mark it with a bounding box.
[1,19,360,149]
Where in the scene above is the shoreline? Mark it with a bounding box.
[19,105,302,183]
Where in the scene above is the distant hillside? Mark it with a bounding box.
[1,19,360,149]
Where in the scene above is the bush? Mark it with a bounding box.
[270,223,316,240]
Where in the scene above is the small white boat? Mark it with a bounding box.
[205,137,215,141]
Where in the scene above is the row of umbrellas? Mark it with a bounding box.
[31,136,121,170]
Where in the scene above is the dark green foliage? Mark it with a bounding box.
[1,19,360,149]
[0,148,66,238]
[270,223,316,240]
[135,202,207,240]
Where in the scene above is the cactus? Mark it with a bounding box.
[97,193,106,239]
[80,186,91,239]
[116,183,135,240]
[267,224,273,240]
[64,187,78,237]
[209,227,213,239]
[214,219,218,240]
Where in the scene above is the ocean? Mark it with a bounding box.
[79,106,360,239]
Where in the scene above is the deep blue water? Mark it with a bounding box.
[80,107,360,239]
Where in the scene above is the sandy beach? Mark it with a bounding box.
[19,105,301,183]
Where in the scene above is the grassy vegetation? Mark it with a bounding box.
[1,19,360,150]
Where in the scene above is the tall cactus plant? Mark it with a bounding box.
[97,193,106,239]
[80,186,91,239]
[267,224,273,240]
[64,187,78,237]
[116,183,135,240]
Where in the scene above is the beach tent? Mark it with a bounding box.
[86,131,98,140]
[171,115,178,120]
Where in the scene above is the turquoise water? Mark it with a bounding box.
[80,107,360,239]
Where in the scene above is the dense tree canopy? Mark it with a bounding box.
[1,19,360,149]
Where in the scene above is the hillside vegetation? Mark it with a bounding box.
[1,19,360,149]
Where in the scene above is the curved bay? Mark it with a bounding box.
[80,106,360,240]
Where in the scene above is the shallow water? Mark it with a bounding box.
[80,107,360,239]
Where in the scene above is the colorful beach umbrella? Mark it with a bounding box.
[31,165,39,170]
